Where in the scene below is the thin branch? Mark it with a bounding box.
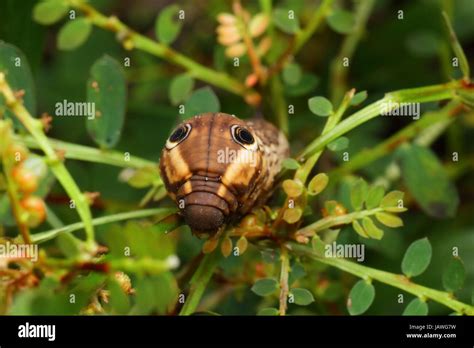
[0,72,95,249]
[30,208,177,244]
[288,242,474,315]
[278,246,290,315]
[16,134,158,170]
[328,101,464,181]
[298,80,463,161]
[330,0,375,104]
[179,249,222,315]
[294,0,334,54]
[67,0,259,104]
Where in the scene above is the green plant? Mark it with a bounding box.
[1,0,474,316]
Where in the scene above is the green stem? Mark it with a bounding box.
[179,250,222,315]
[16,134,158,170]
[295,89,354,184]
[294,0,334,54]
[30,207,177,244]
[45,256,177,275]
[296,207,384,238]
[269,75,289,135]
[329,101,462,180]
[288,242,474,315]
[298,80,461,161]
[278,247,290,315]
[68,0,258,103]
[0,73,95,249]
[330,0,375,104]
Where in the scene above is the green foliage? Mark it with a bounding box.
[398,144,459,218]
[33,0,69,25]
[257,307,279,316]
[282,63,302,86]
[1,0,474,318]
[183,87,220,119]
[403,298,429,316]
[0,42,36,125]
[251,278,279,296]
[308,96,333,116]
[347,280,375,315]
[401,238,432,278]
[169,74,194,105]
[442,257,466,292]
[282,158,301,170]
[350,91,368,106]
[86,55,127,149]
[57,18,92,50]
[273,8,299,34]
[290,288,314,305]
[328,10,355,34]
[327,137,349,152]
[350,178,368,211]
[155,5,183,45]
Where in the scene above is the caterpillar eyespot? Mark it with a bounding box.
[231,125,255,146]
[166,123,191,150]
[159,112,289,236]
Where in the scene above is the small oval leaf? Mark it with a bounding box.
[362,216,384,240]
[183,87,220,119]
[290,288,314,306]
[57,18,92,50]
[273,8,299,34]
[401,238,432,278]
[308,173,329,196]
[0,42,36,128]
[375,212,403,228]
[86,55,127,149]
[251,278,279,296]
[398,144,459,218]
[328,10,355,34]
[403,298,428,316]
[442,257,465,292]
[350,178,368,211]
[169,74,194,105]
[155,5,183,45]
[33,0,69,25]
[347,280,375,315]
[308,96,333,117]
[366,185,385,209]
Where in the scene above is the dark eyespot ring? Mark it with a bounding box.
[231,125,255,146]
[166,124,191,149]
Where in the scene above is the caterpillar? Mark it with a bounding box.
[159,112,289,237]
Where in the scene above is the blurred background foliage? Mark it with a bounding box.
[0,0,474,315]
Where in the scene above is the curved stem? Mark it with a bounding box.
[328,101,463,181]
[30,207,177,244]
[16,134,158,170]
[298,80,462,161]
[278,247,290,315]
[179,250,222,315]
[288,242,474,315]
[67,0,258,103]
[0,73,95,248]
[294,0,333,54]
[330,0,375,104]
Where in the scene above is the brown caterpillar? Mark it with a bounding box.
[159,112,289,237]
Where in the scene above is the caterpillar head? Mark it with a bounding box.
[159,112,265,236]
